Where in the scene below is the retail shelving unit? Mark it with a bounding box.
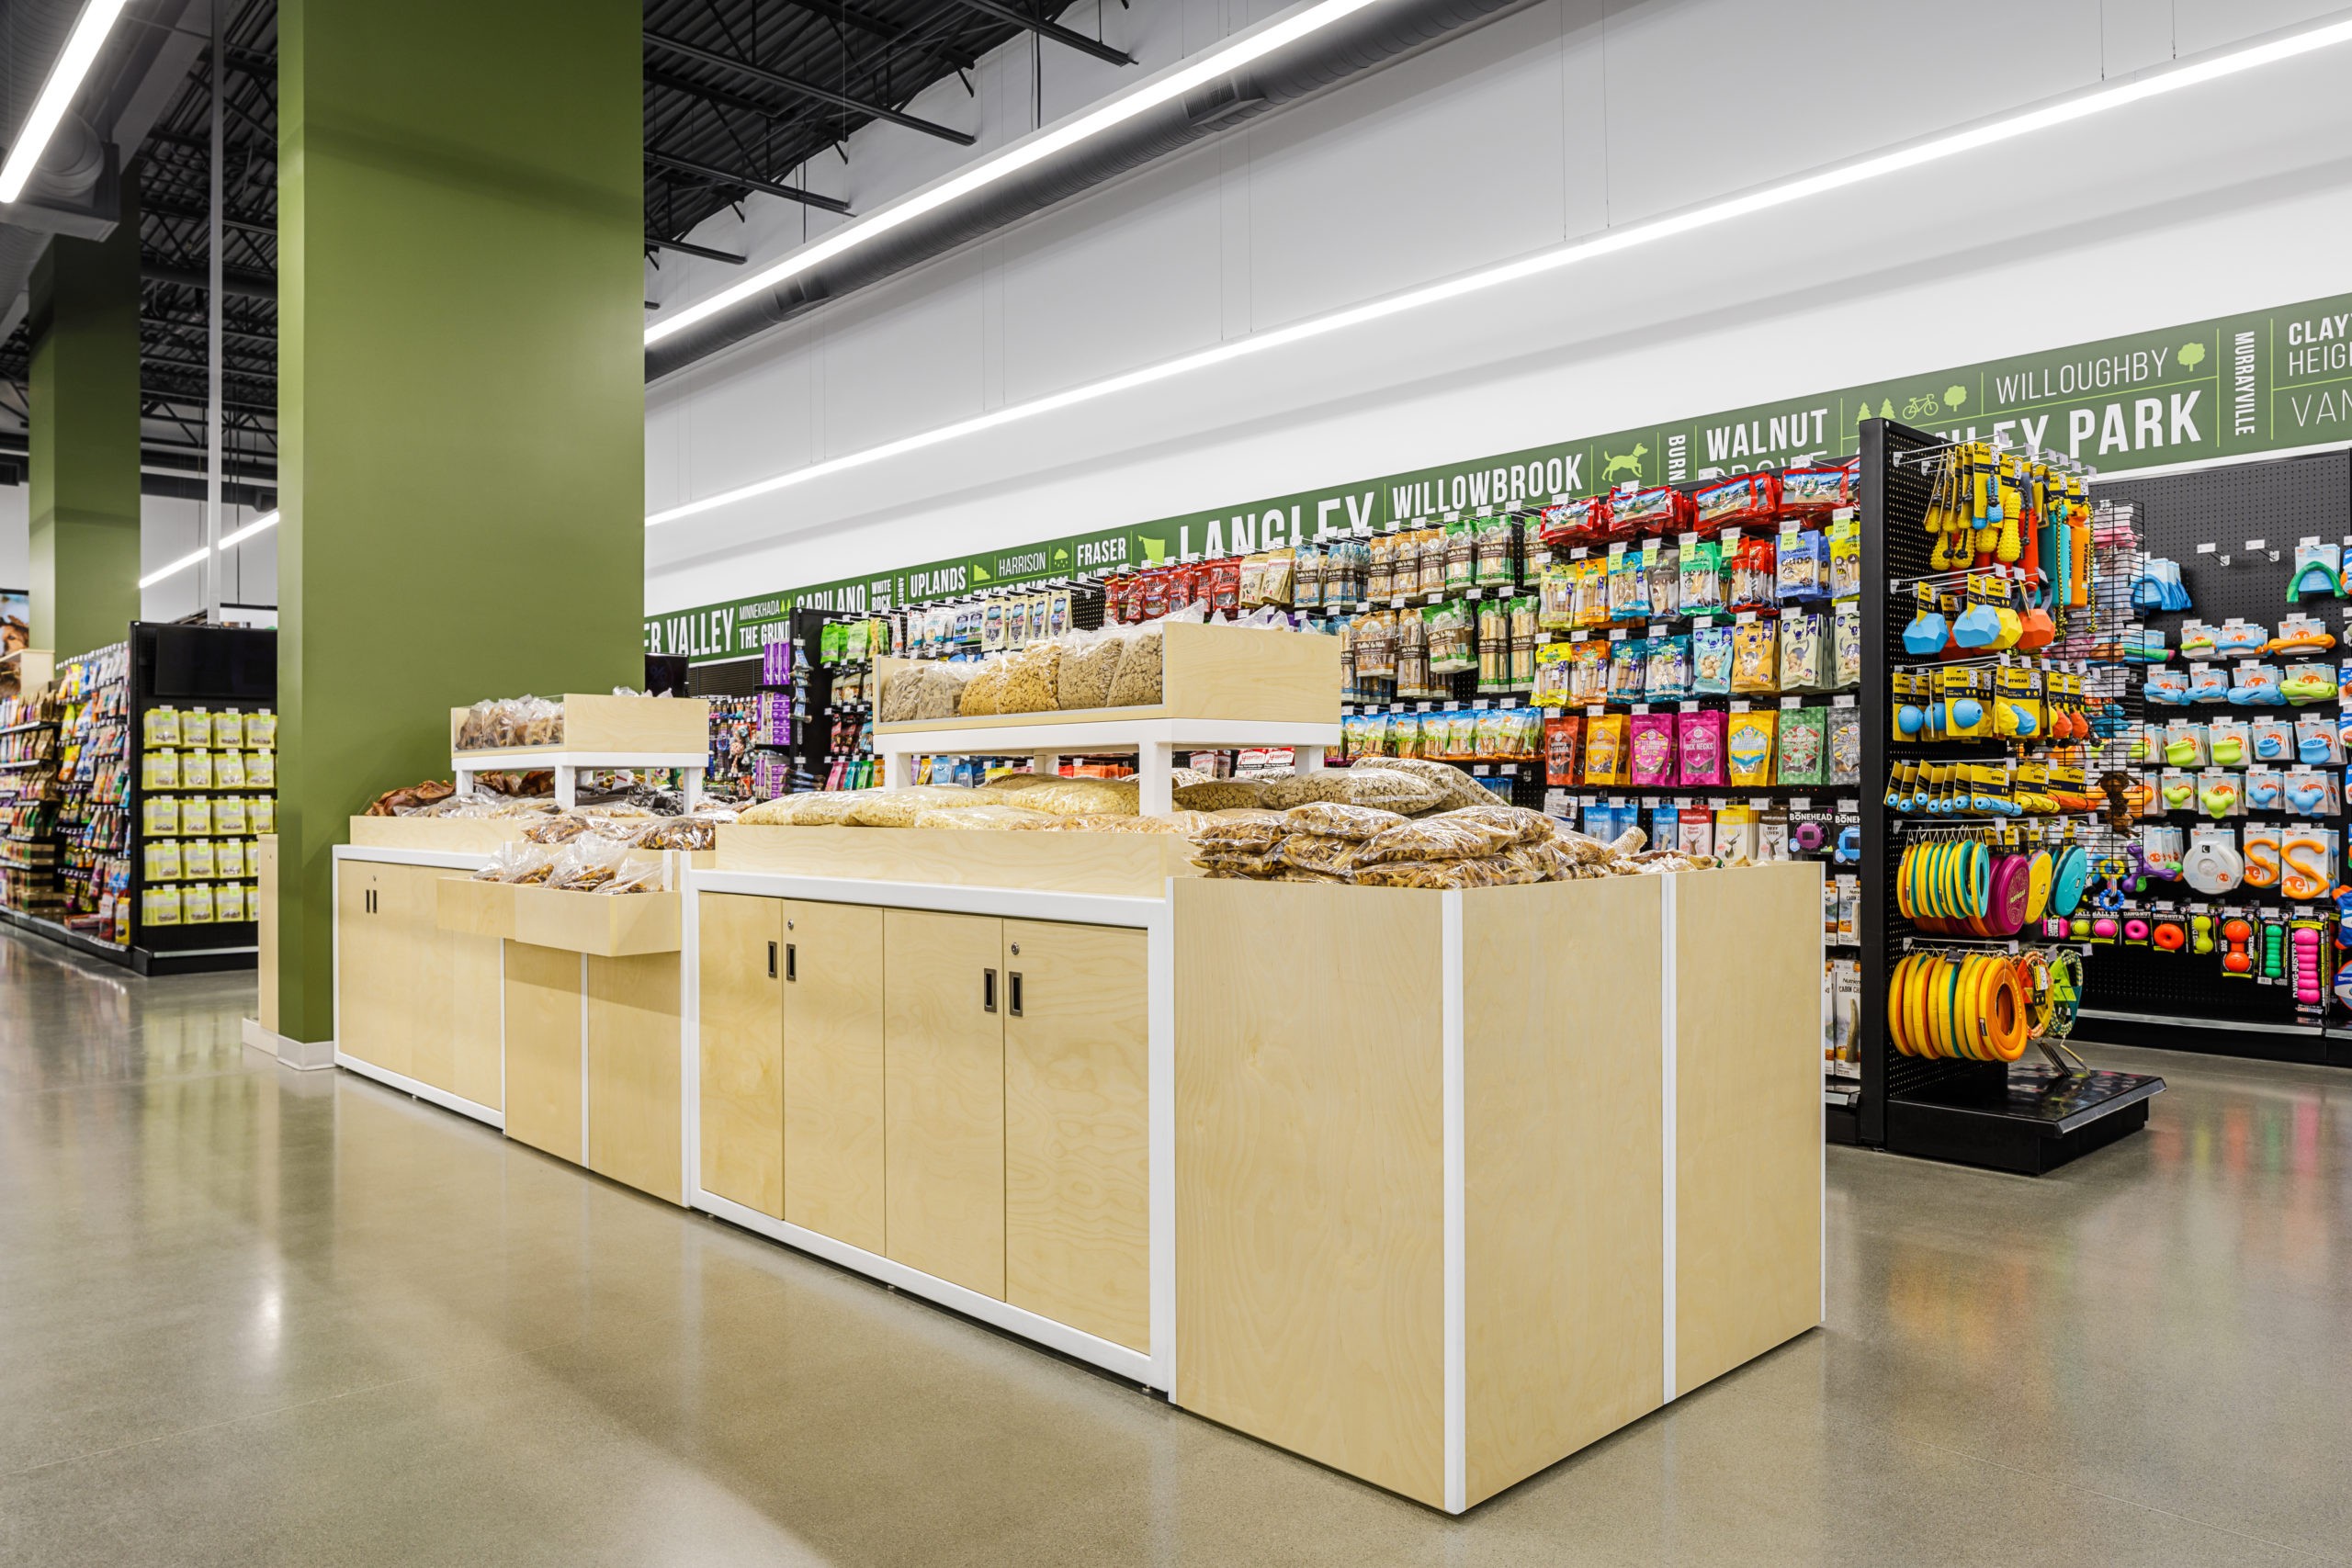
[449,693,707,809]
[1858,420,2164,1172]
[2075,450,2352,1066]
[875,622,1343,812]
[127,623,277,976]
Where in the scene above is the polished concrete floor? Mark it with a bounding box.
[0,930,2346,1567]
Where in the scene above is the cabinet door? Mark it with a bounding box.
[335,863,409,1078]
[393,868,458,1096]
[503,942,583,1162]
[1004,920,1150,1350]
[587,953,684,1204]
[446,919,504,1112]
[698,893,784,1217]
[783,900,887,1253]
[883,909,1005,1298]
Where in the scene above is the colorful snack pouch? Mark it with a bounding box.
[1545,715,1584,785]
[1777,705,1828,786]
[1726,709,1780,786]
[1607,637,1648,704]
[1834,600,1864,688]
[1615,485,1695,538]
[1780,610,1827,692]
[1607,548,1646,622]
[1645,545,1679,618]
[1583,715,1630,784]
[1628,713,1678,787]
[1569,638,1610,705]
[1645,633,1692,702]
[1780,461,1858,517]
[1536,496,1610,549]
[1695,472,1781,527]
[1730,619,1779,694]
[1692,624,1736,696]
[1679,536,1724,614]
[1540,562,1578,631]
[1677,709,1727,786]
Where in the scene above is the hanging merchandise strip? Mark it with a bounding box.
[650,288,2352,664]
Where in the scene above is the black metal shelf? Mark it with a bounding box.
[1856,419,2163,1172]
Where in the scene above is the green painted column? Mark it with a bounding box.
[28,175,141,660]
[277,0,644,1043]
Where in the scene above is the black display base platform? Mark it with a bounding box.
[1886,1066,2164,1176]
[1825,1101,1860,1145]
[0,903,136,968]
[132,944,257,976]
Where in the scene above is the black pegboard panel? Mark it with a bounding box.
[1860,422,2007,1131]
[687,657,762,697]
[2081,449,2351,1037]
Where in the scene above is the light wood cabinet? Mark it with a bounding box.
[336,863,407,1077]
[697,893,785,1217]
[587,953,684,1204]
[503,942,583,1161]
[883,908,1006,1298]
[784,900,887,1253]
[1004,919,1149,1351]
[336,863,501,1104]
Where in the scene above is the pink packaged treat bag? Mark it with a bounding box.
[1677,709,1727,786]
[1628,713,1678,788]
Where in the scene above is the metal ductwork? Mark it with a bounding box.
[647,0,1544,381]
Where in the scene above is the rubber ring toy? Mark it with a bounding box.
[2050,844,2090,916]
[2152,919,2188,952]
[2123,917,2152,942]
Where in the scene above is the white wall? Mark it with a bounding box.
[644,0,2352,614]
[0,480,24,592]
[0,482,275,627]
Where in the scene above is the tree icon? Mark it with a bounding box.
[1880,398,1896,419]
[2178,341,2208,370]
[1944,385,1968,410]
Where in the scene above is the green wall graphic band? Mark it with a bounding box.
[649,288,2352,663]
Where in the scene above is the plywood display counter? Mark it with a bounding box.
[331,817,703,1206]
[330,809,1821,1514]
[1174,863,1822,1512]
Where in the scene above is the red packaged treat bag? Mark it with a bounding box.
[1138,567,1170,620]
[1613,485,1695,539]
[1210,558,1242,614]
[1779,461,1857,519]
[1166,562,1199,614]
[1544,714,1583,786]
[1694,472,1782,528]
[1537,496,1610,549]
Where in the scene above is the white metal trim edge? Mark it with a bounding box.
[334,1052,505,1130]
[1147,885,1178,1397]
[694,1190,1158,1386]
[688,870,1159,928]
[1659,874,1679,1408]
[1441,889,1467,1515]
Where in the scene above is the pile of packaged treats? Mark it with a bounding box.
[464,803,742,895]
[878,613,1179,721]
[455,694,565,750]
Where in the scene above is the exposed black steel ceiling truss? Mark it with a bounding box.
[0,0,1134,466]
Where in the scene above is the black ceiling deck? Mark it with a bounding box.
[0,0,1129,468]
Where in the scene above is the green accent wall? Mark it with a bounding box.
[28,177,142,660]
[277,0,644,1042]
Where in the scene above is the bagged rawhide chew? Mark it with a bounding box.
[1284,802,1408,840]
[1352,812,1523,867]
[1276,833,1369,874]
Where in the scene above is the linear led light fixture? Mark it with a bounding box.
[647,8,2352,531]
[644,0,1391,345]
[0,0,132,203]
[141,511,277,589]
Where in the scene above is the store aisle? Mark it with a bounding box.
[0,929,2344,1568]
